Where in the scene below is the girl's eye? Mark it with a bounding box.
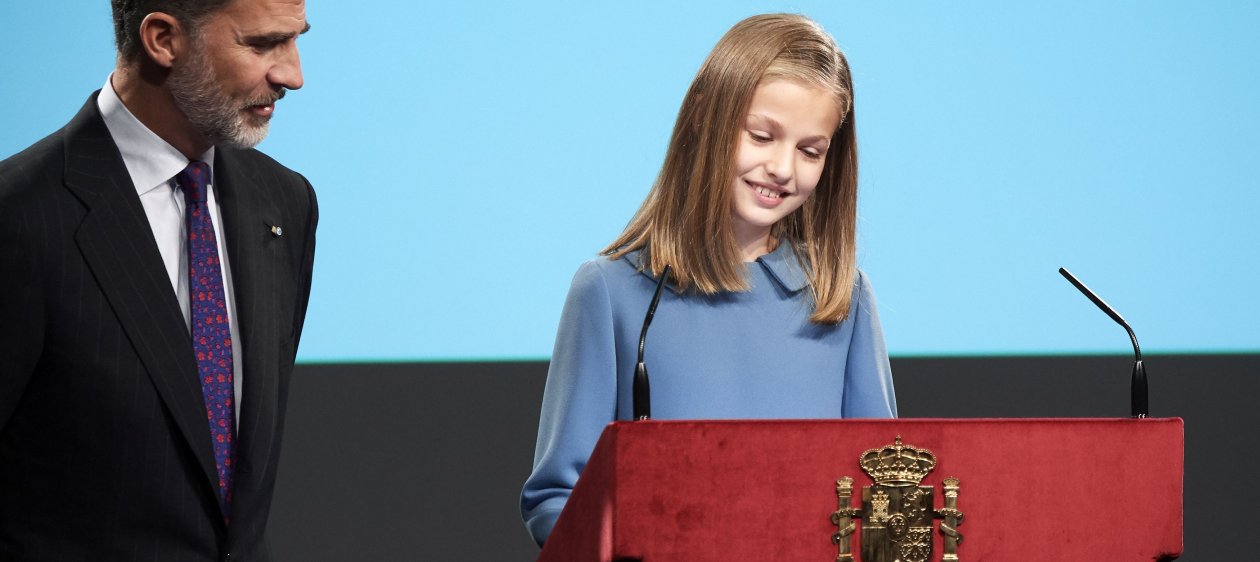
[801,147,822,160]
[749,131,772,143]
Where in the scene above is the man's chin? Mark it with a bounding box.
[218,122,270,149]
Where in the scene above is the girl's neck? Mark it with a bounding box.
[734,225,775,262]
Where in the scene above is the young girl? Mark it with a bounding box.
[520,13,896,546]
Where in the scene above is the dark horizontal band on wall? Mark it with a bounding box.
[270,353,1256,561]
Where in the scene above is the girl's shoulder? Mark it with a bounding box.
[567,251,652,299]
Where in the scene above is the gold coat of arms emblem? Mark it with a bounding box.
[831,436,964,562]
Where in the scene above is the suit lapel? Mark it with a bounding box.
[214,148,284,500]
[61,95,221,497]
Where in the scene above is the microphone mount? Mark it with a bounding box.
[633,264,671,421]
[1059,267,1148,418]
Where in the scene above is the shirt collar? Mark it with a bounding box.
[625,240,811,293]
[97,74,215,196]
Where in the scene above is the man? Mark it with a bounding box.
[0,0,315,559]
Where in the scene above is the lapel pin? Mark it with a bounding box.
[270,225,283,237]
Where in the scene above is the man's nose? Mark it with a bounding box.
[269,47,304,91]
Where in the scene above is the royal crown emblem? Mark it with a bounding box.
[859,436,937,486]
[831,436,965,562]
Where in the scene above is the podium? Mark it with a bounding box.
[539,418,1183,561]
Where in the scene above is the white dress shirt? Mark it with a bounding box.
[98,76,243,424]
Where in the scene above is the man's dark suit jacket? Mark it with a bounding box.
[0,92,318,561]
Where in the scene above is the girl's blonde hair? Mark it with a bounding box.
[603,13,860,324]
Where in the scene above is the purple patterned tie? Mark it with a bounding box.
[176,161,236,521]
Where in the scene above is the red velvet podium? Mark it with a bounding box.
[539,418,1183,561]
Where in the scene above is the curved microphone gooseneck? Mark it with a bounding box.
[1058,267,1149,418]
[633,264,672,421]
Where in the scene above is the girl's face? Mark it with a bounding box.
[729,79,841,259]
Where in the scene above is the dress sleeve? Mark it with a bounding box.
[520,260,619,546]
[841,270,898,418]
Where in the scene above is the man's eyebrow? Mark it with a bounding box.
[247,23,310,44]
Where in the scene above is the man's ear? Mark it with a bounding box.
[137,12,187,69]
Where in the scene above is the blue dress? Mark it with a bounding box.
[520,242,896,545]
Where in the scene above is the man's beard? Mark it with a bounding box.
[168,41,281,150]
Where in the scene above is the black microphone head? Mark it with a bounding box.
[1059,267,1129,328]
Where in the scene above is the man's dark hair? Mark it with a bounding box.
[111,0,233,61]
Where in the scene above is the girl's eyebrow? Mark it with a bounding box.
[746,113,780,129]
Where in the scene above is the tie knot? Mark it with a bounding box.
[176,161,212,204]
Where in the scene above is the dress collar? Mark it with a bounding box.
[754,240,811,292]
[624,240,810,293]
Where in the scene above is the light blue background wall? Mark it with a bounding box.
[2,1,1256,361]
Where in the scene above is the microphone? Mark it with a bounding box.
[1058,267,1148,418]
[633,264,671,421]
